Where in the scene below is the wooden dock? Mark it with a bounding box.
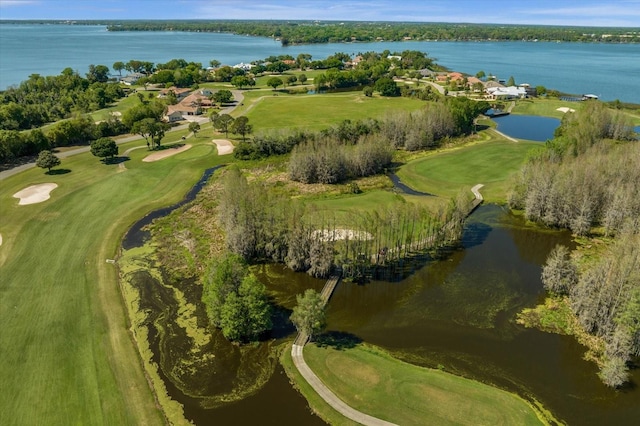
[293,270,342,346]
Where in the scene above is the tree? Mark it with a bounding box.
[267,77,283,91]
[213,114,235,137]
[131,118,169,149]
[541,245,578,295]
[219,275,272,342]
[209,59,221,68]
[291,289,326,341]
[231,75,254,89]
[188,121,201,137]
[90,137,118,161]
[212,89,233,105]
[363,86,374,97]
[231,116,252,141]
[35,150,61,172]
[113,61,125,76]
[86,64,110,83]
[506,75,516,87]
[286,75,298,86]
[202,254,271,342]
[475,70,486,79]
[374,77,400,96]
[202,253,248,327]
[298,74,308,85]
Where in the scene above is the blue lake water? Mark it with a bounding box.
[492,115,560,141]
[1,23,640,103]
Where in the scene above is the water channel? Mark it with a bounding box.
[123,170,639,425]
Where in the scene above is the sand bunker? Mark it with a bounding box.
[213,139,234,155]
[556,107,576,113]
[142,144,192,162]
[13,183,58,205]
[312,228,374,242]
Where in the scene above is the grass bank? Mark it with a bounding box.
[0,134,219,424]
[246,92,425,132]
[395,135,539,203]
[283,342,553,425]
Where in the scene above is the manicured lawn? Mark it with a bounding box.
[511,98,584,118]
[246,93,425,131]
[395,137,539,203]
[0,136,222,425]
[302,344,550,426]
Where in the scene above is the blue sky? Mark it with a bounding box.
[1,0,639,26]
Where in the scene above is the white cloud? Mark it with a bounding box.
[0,0,39,7]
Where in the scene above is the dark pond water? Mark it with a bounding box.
[122,165,224,249]
[388,173,433,196]
[255,205,639,426]
[125,167,639,425]
[493,114,560,141]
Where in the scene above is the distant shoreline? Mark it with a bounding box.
[1,20,638,45]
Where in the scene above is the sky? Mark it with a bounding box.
[1,0,640,27]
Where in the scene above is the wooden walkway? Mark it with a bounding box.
[293,271,341,346]
[291,270,398,425]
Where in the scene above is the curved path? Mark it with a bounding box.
[291,344,397,426]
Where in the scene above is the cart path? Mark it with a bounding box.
[291,344,398,426]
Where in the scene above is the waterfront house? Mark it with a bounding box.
[486,86,527,100]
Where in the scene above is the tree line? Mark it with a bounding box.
[216,167,469,281]
[0,68,125,131]
[509,102,638,235]
[103,21,640,44]
[511,101,639,387]
[234,97,488,164]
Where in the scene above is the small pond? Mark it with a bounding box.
[492,114,560,141]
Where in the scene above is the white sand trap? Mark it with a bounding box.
[142,144,192,162]
[13,183,58,205]
[556,107,575,113]
[213,139,235,155]
[312,228,374,242]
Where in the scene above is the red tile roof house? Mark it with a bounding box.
[158,87,191,101]
[163,92,212,122]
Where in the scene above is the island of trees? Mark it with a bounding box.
[101,20,640,44]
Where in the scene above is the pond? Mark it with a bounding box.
[492,114,560,141]
[180,205,639,425]
[127,169,639,424]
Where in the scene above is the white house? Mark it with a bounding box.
[486,86,527,100]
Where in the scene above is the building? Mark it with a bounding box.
[120,72,145,85]
[486,86,527,100]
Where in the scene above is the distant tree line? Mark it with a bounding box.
[511,101,639,387]
[0,68,125,131]
[103,21,640,44]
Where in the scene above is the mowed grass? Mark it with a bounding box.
[511,98,584,118]
[246,93,425,131]
[0,136,221,425]
[395,137,540,203]
[303,344,549,426]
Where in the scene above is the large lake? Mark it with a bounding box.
[1,23,639,103]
